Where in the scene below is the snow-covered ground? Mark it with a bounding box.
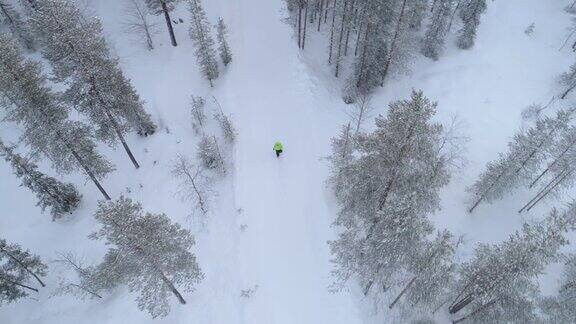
[1,0,575,323]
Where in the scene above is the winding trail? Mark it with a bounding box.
[223,0,363,323]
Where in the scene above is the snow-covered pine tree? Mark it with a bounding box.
[388,230,457,310]
[540,254,576,323]
[187,0,219,87]
[144,0,179,47]
[559,61,576,99]
[216,17,232,66]
[345,0,420,101]
[467,109,574,212]
[197,135,225,173]
[448,205,576,323]
[0,34,113,200]
[329,91,451,298]
[421,0,452,60]
[0,0,34,50]
[456,0,486,49]
[0,140,81,220]
[212,96,236,144]
[29,0,157,168]
[408,0,428,31]
[0,238,47,305]
[345,1,390,100]
[190,95,206,134]
[88,197,203,318]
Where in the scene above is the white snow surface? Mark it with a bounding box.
[1,0,576,323]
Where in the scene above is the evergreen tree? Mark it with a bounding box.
[216,17,232,66]
[421,0,452,60]
[329,91,452,299]
[88,197,203,318]
[187,0,219,87]
[0,238,47,305]
[29,0,157,169]
[0,34,113,200]
[0,140,81,220]
[456,0,486,49]
[388,230,457,310]
[190,95,206,134]
[0,0,34,50]
[559,61,576,99]
[144,0,179,47]
[467,109,574,212]
[448,206,576,323]
[540,255,576,323]
[197,135,225,173]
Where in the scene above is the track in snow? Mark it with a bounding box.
[223,0,362,323]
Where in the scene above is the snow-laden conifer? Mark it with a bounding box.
[329,91,453,299]
[448,205,576,323]
[216,17,232,66]
[0,140,80,220]
[190,95,206,134]
[467,109,574,212]
[0,34,113,199]
[540,254,576,323]
[29,0,157,168]
[0,238,47,305]
[187,0,219,87]
[0,1,34,50]
[88,197,203,318]
[421,0,452,60]
[456,0,486,49]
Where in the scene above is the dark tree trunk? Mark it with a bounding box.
[298,4,303,48]
[160,272,186,304]
[381,0,408,85]
[334,0,349,77]
[0,275,39,292]
[0,246,46,287]
[90,79,140,169]
[65,138,111,200]
[389,276,417,309]
[318,0,324,31]
[302,1,309,49]
[161,1,177,47]
[328,0,337,63]
[452,299,498,323]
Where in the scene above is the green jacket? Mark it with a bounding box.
[273,142,283,151]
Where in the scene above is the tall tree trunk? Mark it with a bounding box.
[0,275,39,292]
[161,1,177,47]
[447,0,461,33]
[389,276,417,309]
[318,0,324,31]
[65,138,111,200]
[524,170,572,212]
[90,80,140,169]
[381,0,408,85]
[334,0,349,77]
[160,271,187,304]
[355,21,370,88]
[0,246,46,287]
[328,0,337,63]
[297,4,303,48]
[302,1,309,49]
[561,82,576,99]
[452,299,498,323]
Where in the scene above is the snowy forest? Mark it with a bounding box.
[1,0,576,323]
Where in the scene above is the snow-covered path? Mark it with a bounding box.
[223,1,362,323]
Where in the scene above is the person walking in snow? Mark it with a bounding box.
[273,141,283,158]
